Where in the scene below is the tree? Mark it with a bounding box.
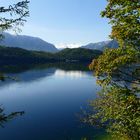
[86,0,140,139]
[0,0,29,80]
[101,0,140,48]
[0,0,29,38]
[0,107,24,127]
[0,0,29,125]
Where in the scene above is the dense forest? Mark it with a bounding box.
[0,46,102,65]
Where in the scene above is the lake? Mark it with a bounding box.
[0,63,107,140]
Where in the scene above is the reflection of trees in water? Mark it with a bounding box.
[0,62,89,74]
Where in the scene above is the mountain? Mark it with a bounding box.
[55,48,102,62]
[0,46,56,65]
[0,32,58,52]
[81,40,119,51]
[0,46,102,65]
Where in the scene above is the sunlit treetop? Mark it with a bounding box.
[101,0,140,48]
[89,0,140,86]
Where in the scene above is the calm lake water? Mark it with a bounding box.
[0,63,107,140]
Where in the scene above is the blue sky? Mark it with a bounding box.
[1,0,111,48]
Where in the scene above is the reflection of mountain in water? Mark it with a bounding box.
[10,68,56,82]
[0,68,56,87]
[0,63,91,87]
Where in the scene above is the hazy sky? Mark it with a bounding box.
[1,0,111,48]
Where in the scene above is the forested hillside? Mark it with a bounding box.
[54,48,102,62]
[0,46,102,65]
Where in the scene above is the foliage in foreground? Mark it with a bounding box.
[0,0,29,126]
[83,86,140,140]
[86,0,140,140]
[0,0,29,35]
[0,108,24,127]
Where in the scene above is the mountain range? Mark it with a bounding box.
[81,40,119,51]
[0,32,119,52]
[0,32,58,53]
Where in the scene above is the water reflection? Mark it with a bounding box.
[0,63,89,74]
[0,63,104,140]
[0,77,24,128]
[54,69,91,79]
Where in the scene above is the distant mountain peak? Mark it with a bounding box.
[0,32,58,53]
[81,40,119,51]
